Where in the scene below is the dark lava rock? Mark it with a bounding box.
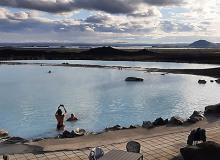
[153,117,166,126]
[198,80,206,84]
[60,130,76,138]
[142,121,154,129]
[3,154,9,160]
[180,141,220,160]
[125,77,144,82]
[32,138,44,142]
[205,103,220,115]
[129,125,137,129]
[131,125,141,128]
[188,111,205,123]
[59,129,86,138]
[0,130,8,137]
[62,62,69,65]
[215,79,220,84]
[3,137,28,144]
[105,125,122,132]
[164,119,169,124]
[169,116,184,125]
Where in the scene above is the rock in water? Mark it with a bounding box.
[215,79,220,84]
[125,77,144,82]
[3,155,9,160]
[153,117,166,126]
[105,125,122,131]
[198,80,206,84]
[169,116,184,125]
[180,141,220,160]
[142,121,154,129]
[0,129,8,137]
[205,103,220,115]
[188,111,205,123]
[3,137,28,144]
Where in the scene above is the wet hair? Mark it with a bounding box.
[57,109,62,116]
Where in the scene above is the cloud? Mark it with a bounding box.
[160,21,195,33]
[84,11,159,33]
[0,8,83,33]
[142,0,184,6]
[73,0,135,14]
[0,0,76,13]
[0,0,220,43]
[0,0,185,14]
[0,0,134,14]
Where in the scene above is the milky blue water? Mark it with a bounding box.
[0,61,220,139]
[11,60,220,69]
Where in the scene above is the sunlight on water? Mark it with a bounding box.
[10,60,220,69]
[0,61,220,139]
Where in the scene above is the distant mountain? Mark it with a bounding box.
[81,46,126,55]
[81,46,155,56]
[189,40,217,48]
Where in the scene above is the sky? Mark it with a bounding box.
[0,0,220,43]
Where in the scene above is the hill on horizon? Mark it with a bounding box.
[189,40,217,48]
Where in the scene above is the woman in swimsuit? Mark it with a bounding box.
[55,104,67,130]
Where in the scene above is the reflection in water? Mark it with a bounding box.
[0,63,220,139]
[9,60,220,69]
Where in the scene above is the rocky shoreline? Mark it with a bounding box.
[1,61,220,144]
[1,61,220,79]
[1,103,220,144]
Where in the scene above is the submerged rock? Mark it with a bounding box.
[169,116,184,125]
[125,77,144,82]
[198,80,207,84]
[142,121,154,129]
[205,103,220,115]
[188,111,205,123]
[180,141,220,160]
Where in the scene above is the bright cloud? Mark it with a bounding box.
[0,0,219,43]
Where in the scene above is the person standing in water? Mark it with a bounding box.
[55,104,67,130]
